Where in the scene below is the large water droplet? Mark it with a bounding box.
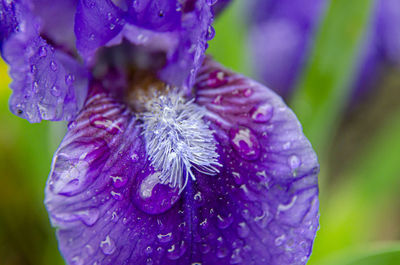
[76,208,100,226]
[89,114,123,134]
[217,247,228,258]
[132,167,180,215]
[250,103,273,123]
[100,235,116,255]
[229,127,260,160]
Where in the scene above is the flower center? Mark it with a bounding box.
[139,89,221,193]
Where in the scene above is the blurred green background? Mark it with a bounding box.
[1,0,400,264]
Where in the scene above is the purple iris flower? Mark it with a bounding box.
[247,0,400,100]
[1,0,319,265]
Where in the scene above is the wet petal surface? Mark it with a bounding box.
[1,0,88,122]
[46,59,319,265]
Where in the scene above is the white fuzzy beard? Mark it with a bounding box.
[140,90,221,193]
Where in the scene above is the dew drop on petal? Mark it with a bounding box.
[51,85,61,97]
[110,190,123,201]
[38,46,47,57]
[229,127,260,160]
[157,232,173,243]
[166,241,187,260]
[207,70,228,88]
[237,222,250,238]
[217,213,233,229]
[230,248,243,264]
[288,155,301,169]
[65,74,75,85]
[76,208,100,226]
[132,169,180,215]
[100,235,116,255]
[250,103,274,123]
[50,61,57,71]
[110,175,127,188]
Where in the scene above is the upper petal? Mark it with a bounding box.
[1,0,88,122]
[75,0,213,90]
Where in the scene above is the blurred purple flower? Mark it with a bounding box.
[1,0,319,264]
[247,0,400,100]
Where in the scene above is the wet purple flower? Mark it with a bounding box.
[247,0,400,100]
[1,0,319,264]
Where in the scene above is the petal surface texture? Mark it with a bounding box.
[75,0,213,90]
[45,59,319,265]
[1,0,88,122]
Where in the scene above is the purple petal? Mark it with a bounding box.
[0,0,19,48]
[248,0,327,98]
[376,0,400,63]
[46,59,318,265]
[31,0,78,50]
[1,0,88,122]
[194,58,319,264]
[75,0,213,90]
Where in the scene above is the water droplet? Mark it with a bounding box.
[145,246,153,255]
[110,175,127,188]
[32,81,39,93]
[157,232,173,243]
[89,114,123,134]
[200,243,210,254]
[76,208,100,226]
[229,127,260,160]
[199,218,209,230]
[158,10,164,17]
[51,85,61,97]
[243,88,253,97]
[30,64,37,74]
[109,23,116,30]
[241,209,250,220]
[110,190,123,201]
[254,211,269,228]
[206,25,215,40]
[207,70,228,88]
[230,248,243,264]
[131,153,139,162]
[68,121,77,129]
[65,74,75,85]
[288,155,301,169]
[166,241,187,260]
[237,222,250,238]
[71,256,83,265]
[107,12,113,20]
[50,61,57,71]
[274,234,286,246]
[217,213,233,229]
[132,168,180,215]
[146,258,153,265]
[100,235,116,255]
[194,191,203,203]
[38,46,47,57]
[250,103,273,123]
[89,33,95,40]
[217,247,228,258]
